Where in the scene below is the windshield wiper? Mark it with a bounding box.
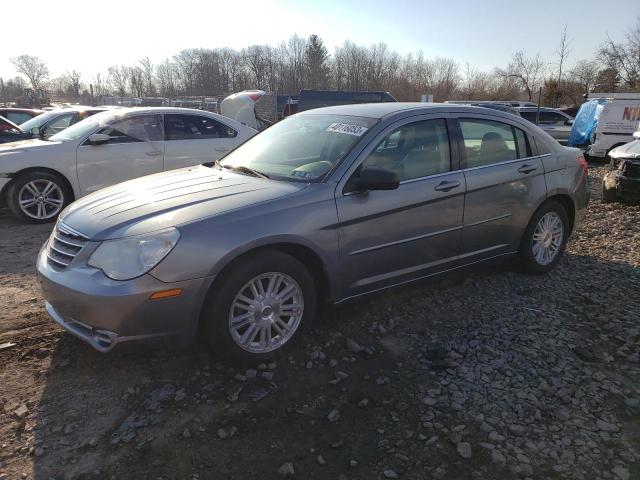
[219,162,269,179]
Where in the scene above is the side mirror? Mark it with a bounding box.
[633,131,640,140]
[88,133,111,145]
[351,167,399,192]
[30,127,40,137]
[565,119,574,126]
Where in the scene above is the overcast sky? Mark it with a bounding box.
[2,0,639,81]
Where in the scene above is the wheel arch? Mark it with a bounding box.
[1,167,76,205]
[545,193,576,235]
[197,241,333,332]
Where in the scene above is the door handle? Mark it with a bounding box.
[145,151,162,156]
[215,148,229,152]
[434,180,461,192]
[518,164,537,174]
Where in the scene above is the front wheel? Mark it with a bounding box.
[7,171,71,224]
[519,200,569,274]
[202,250,317,364]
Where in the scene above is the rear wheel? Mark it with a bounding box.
[202,250,317,364]
[7,171,71,224]
[519,200,569,274]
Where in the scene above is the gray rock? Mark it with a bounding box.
[383,469,399,479]
[174,389,186,402]
[491,450,507,466]
[278,462,295,477]
[347,338,363,353]
[612,466,630,480]
[457,442,472,459]
[261,371,274,381]
[316,455,326,465]
[327,409,341,423]
[422,396,437,406]
[597,419,620,433]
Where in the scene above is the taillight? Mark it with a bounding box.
[247,91,264,102]
[577,154,588,175]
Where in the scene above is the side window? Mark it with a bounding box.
[520,111,537,123]
[460,119,529,168]
[164,114,237,140]
[361,119,450,181]
[97,115,163,144]
[7,113,31,124]
[43,113,73,136]
[539,112,559,124]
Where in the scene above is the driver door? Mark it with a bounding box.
[76,114,164,195]
[334,116,465,298]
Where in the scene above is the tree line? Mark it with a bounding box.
[2,19,639,108]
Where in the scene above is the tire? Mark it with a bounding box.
[202,250,317,364]
[7,171,71,224]
[519,200,570,275]
[602,180,617,203]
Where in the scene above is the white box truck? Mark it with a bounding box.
[578,93,640,160]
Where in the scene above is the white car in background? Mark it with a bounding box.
[0,107,257,223]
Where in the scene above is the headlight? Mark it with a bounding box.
[88,228,180,280]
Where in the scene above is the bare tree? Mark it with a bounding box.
[64,70,83,97]
[11,55,49,90]
[91,73,110,97]
[498,50,546,101]
[129,67,145,97]
[569,59,599,94]
[108,65,130,96]
[598,17,640,88]
[554,24,571,106]
[139,57,156,96]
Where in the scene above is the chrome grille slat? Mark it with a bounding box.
[53,233,84,248]
[47,253,69,268]
[49,244,76,258]
[46,223,88,271]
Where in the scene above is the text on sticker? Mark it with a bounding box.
[326,123,368,136]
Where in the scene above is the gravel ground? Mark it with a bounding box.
[0,165,638,480]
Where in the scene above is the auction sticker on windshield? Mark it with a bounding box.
[326,123,368,136]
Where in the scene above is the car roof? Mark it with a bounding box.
[299,102,524,121]
[0,107,44,113]
[516,107,563,112]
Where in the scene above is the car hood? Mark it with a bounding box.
[60,165,305,240]
[609,140,640,159]
[0,138,59,151]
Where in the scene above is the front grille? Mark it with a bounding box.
[46,223,88,271]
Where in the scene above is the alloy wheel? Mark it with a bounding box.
[531,212,564,266]
[17,180,64,220]
[228,272,304,354]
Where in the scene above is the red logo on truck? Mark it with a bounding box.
[622,107,640,121]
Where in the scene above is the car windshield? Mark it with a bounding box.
[49,111,116,142]
[19,110,64,131]
[219,114,378,181]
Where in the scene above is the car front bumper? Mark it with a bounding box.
[36,243,214,352]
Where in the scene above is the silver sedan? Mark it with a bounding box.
[37,103,590,363]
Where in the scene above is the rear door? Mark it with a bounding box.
[163,113,239,171]
[76,114,164,195]
[456,116,547,262]
[335,115,465,298]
